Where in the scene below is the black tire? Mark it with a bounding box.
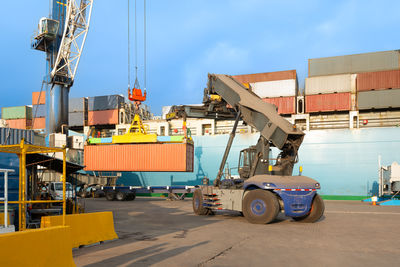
[242,189,280,224]
[105,191,116,201]
[116,191,126,201]
[292,194,324,223]
[192,189,211,215]
[127,192,136,201]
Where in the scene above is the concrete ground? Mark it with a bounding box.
[73,197,400,267]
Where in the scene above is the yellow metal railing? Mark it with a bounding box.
[0,139,67,231]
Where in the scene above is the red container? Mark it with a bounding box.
[5,119,32,129]
[233,70,296,84]
[32,92,46,105]
[357,69,400,92]
[262,96,296,114]
[84,143,194,172]
[88,109,119,125]
[32,117,46,129]
[305,93,351,113]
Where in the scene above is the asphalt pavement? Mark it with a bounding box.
[73,197,400,267]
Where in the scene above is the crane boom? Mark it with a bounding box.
[205,74,304,150]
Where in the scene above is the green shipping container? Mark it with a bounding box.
[1,106,32,120]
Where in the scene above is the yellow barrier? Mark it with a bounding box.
[41,211,118,248]
[0,226,75,267]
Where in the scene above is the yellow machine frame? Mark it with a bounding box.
[112,114,157,144]
[0,140,67,231]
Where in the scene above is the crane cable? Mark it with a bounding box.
[127,0,131,90]
[128,0,146,93]
[133,0,140,90]
[144,0,146,92]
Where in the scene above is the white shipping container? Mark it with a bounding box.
[49,133,67,148]
[249,79,297,98]
[305,74,357,95]
[68,135,84,150]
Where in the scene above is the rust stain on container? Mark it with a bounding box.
[32,118,46,129]
[357,69,400,91]
[262,96,296,114]
[233,70,296,84]
[88,109,119,125]
[305,93,351,113]
[32,92,46,105]
[5,119,32,129]
[84,143,194,172]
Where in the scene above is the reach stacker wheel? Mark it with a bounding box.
[292,194,324,223]
[192,189,212,215]
[242,189,279,224]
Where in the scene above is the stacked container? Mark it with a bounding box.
[69,97,88,127]
[88,95,124,125]
[305,74,356,112]
[233,70,298,115]
[306,50,400,113]
[32,91,46,129]
[1,106,32,129]
[357,69,400,110]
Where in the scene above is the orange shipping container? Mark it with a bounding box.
[84,143,194,172]
[5,119,32,129]
[32,117,46,129]
[262,96,296,114]
[88,109,119,125]
[32,92,46,105]
[357,69,400,92]
[305,93,351,113]
[233,70,297,84]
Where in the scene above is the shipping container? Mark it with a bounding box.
[358,89,400,110]
[0,128,34,145]
[69,112,86,127]
[305,74,357,95]
[357,69,400,92]
[1,106,32,120]
[32,91,46,105]
[32,117,46,129]
[305,93,351,113]
[262,96,296,114]
[233,70,297,83]
[88,95,124,111]
[88,109,119,125]
[69,97,88,113]
[32,104,46,118]
[309,50,400,77]
[84,143,194,172]
[4,119,32,129]
[250,79,297,98]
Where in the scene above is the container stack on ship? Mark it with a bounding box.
[306,50,400,129]
[233,70,298,115]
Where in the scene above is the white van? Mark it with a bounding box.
[49,182,75,200]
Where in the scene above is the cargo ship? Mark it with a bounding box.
[1,49,400,200]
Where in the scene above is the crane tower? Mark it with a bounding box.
[31,0,93,135]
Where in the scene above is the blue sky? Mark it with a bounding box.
[1,0,400,115]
